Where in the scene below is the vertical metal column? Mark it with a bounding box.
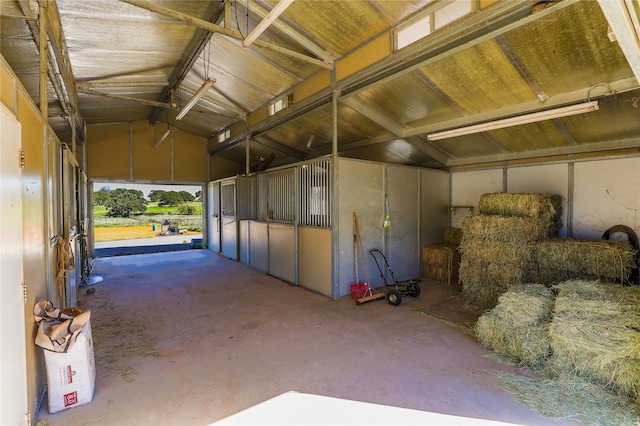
[331,82,339,297]
[39,1,48,118]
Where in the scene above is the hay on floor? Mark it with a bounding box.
[533,238,637,284]
[549,280,640,401]
[475,284,553,367]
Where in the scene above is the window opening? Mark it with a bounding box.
[268,93,294,116]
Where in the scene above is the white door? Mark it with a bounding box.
[207,181,221,252]
[1,105,28,425]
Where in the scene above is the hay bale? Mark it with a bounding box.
[476,284,553,367]
[460,258,527,308]
[549,280,640,400]
[533,238,637,284]
[460,240,533,264]
[421,244,460,285]
[478,192,562,236]
[462,215,555,244]
[443,227,463,246]
[478,192,562,220]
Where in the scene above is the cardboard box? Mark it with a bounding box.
[44,319,95,413]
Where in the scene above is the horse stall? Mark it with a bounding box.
[208,156,449,299]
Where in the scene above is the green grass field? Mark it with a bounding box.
[94,201,202,229]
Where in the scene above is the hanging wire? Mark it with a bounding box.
[587,83,615,102]
[203,38,211,79]
[234,0,244,39]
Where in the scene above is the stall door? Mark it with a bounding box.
[1,105,28,425]
[207,181,221,253]
[221,181,238,260]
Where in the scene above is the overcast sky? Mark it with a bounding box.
[93,181,202,198]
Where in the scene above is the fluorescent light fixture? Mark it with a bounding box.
[154,128,171,149]
[175,77,216,120]
[242,0,294,48]
[426,101,599,141]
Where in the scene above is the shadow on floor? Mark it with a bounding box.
[95,243,196,258]
[416,280,486,332]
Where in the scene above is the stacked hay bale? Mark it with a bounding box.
[549,280,640,404]
[475,284,554,367]
[533,239,636,284]
[459,193,562,308]
[421,227,462,285]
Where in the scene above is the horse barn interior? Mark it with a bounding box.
[2,0,640,424]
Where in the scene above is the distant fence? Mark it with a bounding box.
[148,217,202,227]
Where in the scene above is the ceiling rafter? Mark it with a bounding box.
[16,0,85,140]
[149,1,224,124]
[242,0,293,48]
[252,135,307,160]
[340,97,407,137]
[339,0,557,99]
[119,0,332,69]
[208,1,554,159]
[495,34,549,102]
[246,0,338,64]
[77,89,179,110]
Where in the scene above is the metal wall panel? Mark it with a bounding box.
[450,169,503,228]
[386,166,421,281]
[298,227,332,296]
[268,223,296,283]
[420,168,450,248]
[337,158,385,297]
[239,220,249,265]
[573,157,640,240]
[249,221,269,272]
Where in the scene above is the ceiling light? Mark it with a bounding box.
[154,128,171,149]
[426,101,599,141]
[176,77,216,120]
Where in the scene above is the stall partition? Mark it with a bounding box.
[208,157,448,299]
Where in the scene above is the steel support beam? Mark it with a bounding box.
[247,0,338,64]
[598,0,640,85]
[120,0,331,69]
[447,136,640,167]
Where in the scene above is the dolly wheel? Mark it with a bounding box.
[408,284,421,298]
[387,289,402,306]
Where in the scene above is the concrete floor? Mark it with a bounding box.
[36,250,576,425]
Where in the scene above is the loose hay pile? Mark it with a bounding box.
[475,284,553,367]
[533,238,637,284]
[549,280,640,402]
